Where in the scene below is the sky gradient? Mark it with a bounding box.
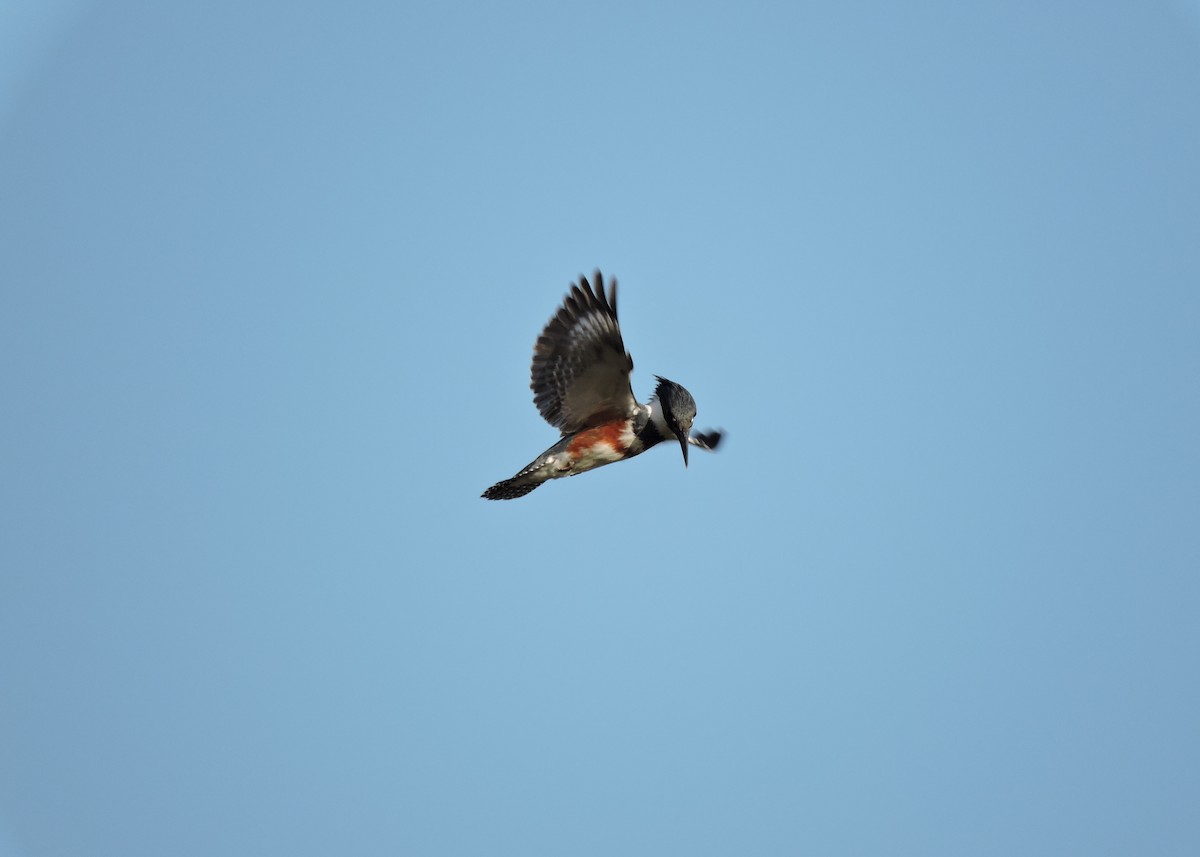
[2,2,1199,855]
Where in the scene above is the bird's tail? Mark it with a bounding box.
[482,474,543,500]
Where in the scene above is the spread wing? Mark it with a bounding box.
[530,272,638,434]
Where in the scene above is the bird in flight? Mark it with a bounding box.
[483,271,723,500]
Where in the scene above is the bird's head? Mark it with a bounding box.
[654,376,697,467]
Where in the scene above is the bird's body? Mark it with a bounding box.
[483,272,722,500]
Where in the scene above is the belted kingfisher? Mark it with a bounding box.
[483,271,723,500]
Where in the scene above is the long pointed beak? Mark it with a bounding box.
[678,432,689,467]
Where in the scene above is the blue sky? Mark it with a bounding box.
[2,1,1198,855]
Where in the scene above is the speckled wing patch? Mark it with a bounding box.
[530,272,637,434]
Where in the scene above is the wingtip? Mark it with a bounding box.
[687,430,725,452]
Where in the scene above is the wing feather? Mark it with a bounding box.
[530,272,638,434]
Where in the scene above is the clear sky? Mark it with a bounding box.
[2,1,1198,855]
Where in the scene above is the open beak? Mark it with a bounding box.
[678,431,689,467]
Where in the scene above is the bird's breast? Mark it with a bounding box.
[565,419,637,470]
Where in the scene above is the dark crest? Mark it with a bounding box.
[654,376,696,426]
